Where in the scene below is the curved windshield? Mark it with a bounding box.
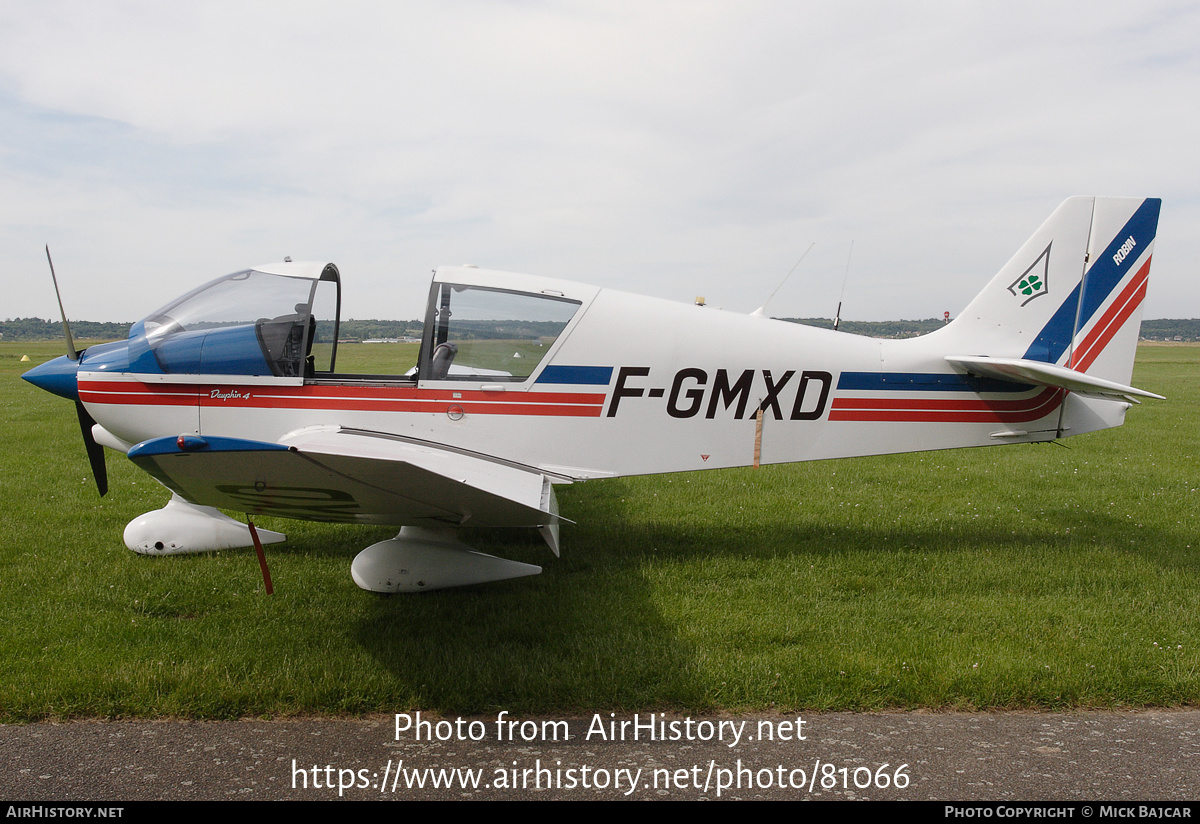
[136,268,340,377]
[143,270,316,340]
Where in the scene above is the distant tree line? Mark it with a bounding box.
[0,318,134,341]
[1137,319,1200,341]
[6,315,1200,343]
[336,319,424,341]
[449,319,567,341]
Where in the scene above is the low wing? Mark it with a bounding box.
[945,355,1164,403]
[126,427,570,532]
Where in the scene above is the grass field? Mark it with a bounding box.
[1,341,1197,719]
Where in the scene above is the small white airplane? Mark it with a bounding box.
[24,197,1162,592]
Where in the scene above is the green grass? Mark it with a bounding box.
[1,341,1198,719]
[332,342,419,374]
[451,339,553,378]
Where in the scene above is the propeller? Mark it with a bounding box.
[46,246,77,361]
[75,400,108,496]
[45,245,107,496]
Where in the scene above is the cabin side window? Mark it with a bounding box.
[422,285,579,381]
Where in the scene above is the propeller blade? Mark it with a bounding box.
[45,245,78,361]
[75,400,108,496]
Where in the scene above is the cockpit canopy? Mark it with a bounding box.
[117,261,591,383]
[128,263,341,377]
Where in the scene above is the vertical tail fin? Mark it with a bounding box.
[944,196,1160,389]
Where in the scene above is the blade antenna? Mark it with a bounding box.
[751,242,814,318]
[833,240,854,332]
[46,245,78,361]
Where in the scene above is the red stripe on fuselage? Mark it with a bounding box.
[78,383,199,406]
[829,387,1063,423]
[78,380,607,417]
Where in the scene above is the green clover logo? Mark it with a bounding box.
[1008,244,1051,306]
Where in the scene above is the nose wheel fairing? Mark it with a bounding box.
[124,494,286,555]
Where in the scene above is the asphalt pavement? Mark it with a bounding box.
[2,710,1198,801]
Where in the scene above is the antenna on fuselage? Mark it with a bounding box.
[750,242,815,318]
[832,240,854,332]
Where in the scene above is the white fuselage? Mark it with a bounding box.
[78,266,1099,484]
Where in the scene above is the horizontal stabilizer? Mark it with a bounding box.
[945,355,1163,402]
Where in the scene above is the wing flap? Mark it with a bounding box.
[127,430,569,528]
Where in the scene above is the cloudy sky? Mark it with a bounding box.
[1,1,1196,324]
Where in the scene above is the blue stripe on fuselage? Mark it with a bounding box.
[536,365,614,385]
[836,372,1033,392]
